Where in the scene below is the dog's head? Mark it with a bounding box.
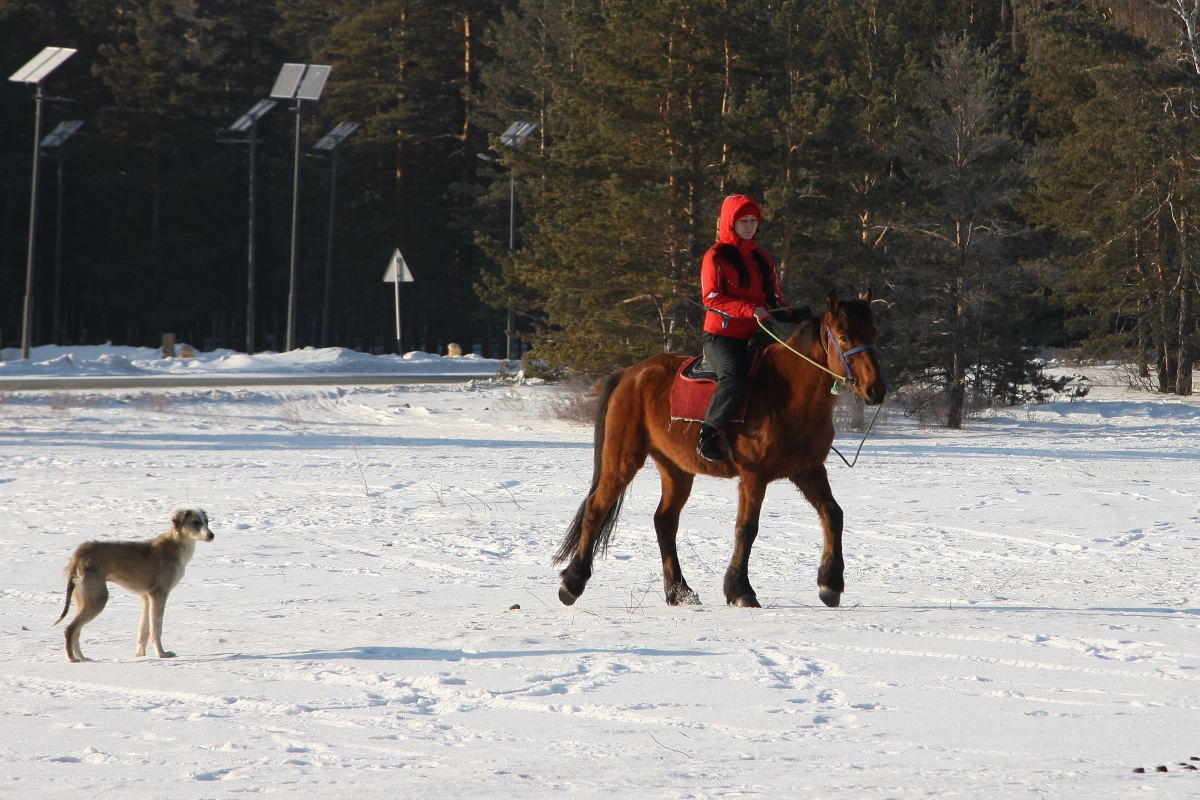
[172,509,214,542]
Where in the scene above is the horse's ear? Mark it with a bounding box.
[826,289,839,314]
[860,286,872,304]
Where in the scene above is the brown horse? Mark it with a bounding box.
[553,290,887,609]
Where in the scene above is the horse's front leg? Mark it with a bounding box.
[791,465,844,607]
[723,474,767,607]
[653,460,699,605]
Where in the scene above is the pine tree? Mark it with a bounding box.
[307,1,506,353]
[896,35,1028,427]
[479,0,779,371]
[1020,8,1199,395]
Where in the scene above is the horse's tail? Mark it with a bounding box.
[553,371,627,564]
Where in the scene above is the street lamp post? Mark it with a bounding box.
[497,121,537,360]
[270,63,331,351]
[223,99,277,353]
[311,122,360,348]
[41,120,84,345]
[8,46,76,359]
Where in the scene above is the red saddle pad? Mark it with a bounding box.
[669,351,764,424]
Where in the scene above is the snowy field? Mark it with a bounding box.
[1,362,1198,798]
[0,343,502,378]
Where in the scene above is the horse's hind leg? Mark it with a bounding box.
[652,460,699,605]
[791,465,844,608]
[559,446,647,605]
[723,474,767,607]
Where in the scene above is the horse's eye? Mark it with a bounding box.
[839,336,849,344]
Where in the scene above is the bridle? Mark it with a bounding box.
[824,326,887,390]
[755,315,887,394]
[755,315,889,467]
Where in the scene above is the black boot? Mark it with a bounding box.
[697,424,726,463]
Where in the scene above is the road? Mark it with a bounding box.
[0,373,498,391]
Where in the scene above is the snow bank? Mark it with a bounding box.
[0,343,503,377]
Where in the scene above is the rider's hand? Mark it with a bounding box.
[752,307,770,321]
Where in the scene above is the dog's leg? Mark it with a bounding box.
[64,581,106,663]
[136,595,151,657]
[148,590,175,658]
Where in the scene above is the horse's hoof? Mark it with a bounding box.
[667,587,702,606]
[732,594,761,608]
[819,588,841,608]
[558,584,578,606]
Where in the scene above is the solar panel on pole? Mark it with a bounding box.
[10,46,78,359]
[229,99,276,133]
[313,121,360,347]
[499,121,523,145]
[296,65,331,100]
[314,121,360,151]
[9,47,76,84]
[496,122,537,359]
[223,99,278,353]
[272,62,333,350]
[40,120,84,345]
[500,121,537,147]
[41,120,84,150]
[270,64,306,99]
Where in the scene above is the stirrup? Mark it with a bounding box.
[697,426,726,463]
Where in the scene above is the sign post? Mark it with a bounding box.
[382,248,414,354]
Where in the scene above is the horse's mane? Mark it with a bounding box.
[783,298,873,353]
[787,315,821,352]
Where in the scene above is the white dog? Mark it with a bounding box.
[54,509,214,662]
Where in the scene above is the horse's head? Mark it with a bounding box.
[823,289,887,406]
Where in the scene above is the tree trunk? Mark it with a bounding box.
[1138,316,1151,377]
[395,6,408,234]
[719,23,732,196]
[947,274,969,428]
[1158,339,1176,393]
[849,393,865,431]
[460,11,473,153]
[1177,256,1194,395]
[151,141,162,236]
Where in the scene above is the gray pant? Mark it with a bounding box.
[701,332,751,431]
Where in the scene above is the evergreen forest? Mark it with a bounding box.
[3,0,1199,426]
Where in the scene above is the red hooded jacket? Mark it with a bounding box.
[700,194,787,340]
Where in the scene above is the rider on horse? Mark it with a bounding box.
[697,194,811,463]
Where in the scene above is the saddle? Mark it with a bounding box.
[669,349,766,424]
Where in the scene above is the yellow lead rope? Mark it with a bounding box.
[755,318,847,390]
[755,317,882,468]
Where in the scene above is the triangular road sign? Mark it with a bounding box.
[382,248,414,283]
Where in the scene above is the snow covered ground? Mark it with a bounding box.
[1,362,1198,798]
[0,344,502,378]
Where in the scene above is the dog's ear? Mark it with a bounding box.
[172,509,188,531]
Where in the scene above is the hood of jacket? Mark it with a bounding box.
[716,194,763,249]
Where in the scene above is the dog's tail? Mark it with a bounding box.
[53,577,74,626]
[54,558,78,626]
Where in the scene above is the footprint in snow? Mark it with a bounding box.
[1132,757,1199,773]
